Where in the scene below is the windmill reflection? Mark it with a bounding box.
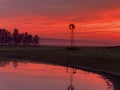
[66,67,77,90]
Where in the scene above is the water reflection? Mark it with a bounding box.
[0,60,10,67]
[66,67,76,90]
[0,60,116,90]
[0,60,27,68]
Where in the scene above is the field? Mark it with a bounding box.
[0,45,120,73]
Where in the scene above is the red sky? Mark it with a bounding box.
[0,0,120,46]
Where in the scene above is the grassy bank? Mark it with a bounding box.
[0,45,120,73]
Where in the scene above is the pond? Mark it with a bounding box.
[0,60,117,90]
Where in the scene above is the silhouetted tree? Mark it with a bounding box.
[27,34,33,45]
[0,28,39,46]
[33,35,39,45]
[13,28,19,45]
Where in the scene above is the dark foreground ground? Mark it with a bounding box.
[0,45,120,74]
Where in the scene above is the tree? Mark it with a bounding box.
[33,35,39,45]
[0,28,40,46]
[27,34,33,45]
[12,28,19,45]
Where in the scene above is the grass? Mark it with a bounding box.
[0,45,120,73]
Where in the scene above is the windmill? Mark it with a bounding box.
[69,24,75,48]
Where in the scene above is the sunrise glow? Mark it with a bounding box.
[0,0,120,46]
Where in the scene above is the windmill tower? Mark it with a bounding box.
[69,24,75,48]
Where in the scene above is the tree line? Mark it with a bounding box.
[0,28,39,45]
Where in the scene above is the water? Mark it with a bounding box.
[0,60,115,90]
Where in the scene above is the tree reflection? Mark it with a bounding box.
[0,60,27,68]
[0,60,10,67]
[12,61,18,68]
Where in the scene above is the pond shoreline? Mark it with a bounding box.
[0,45,120,74]
[1,57,120,76]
